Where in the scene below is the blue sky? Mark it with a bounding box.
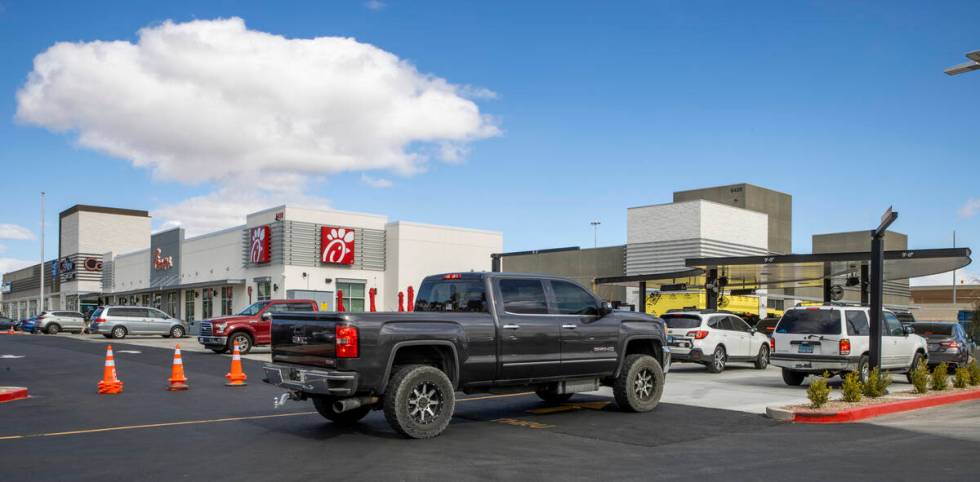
[0,1,977,283]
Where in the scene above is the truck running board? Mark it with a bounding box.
[556,379,600,395]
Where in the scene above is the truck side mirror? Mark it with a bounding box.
[261,312,273,321]
[902,325,913,336]
[599,301,614,316]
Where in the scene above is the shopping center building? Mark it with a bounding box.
[1,204,502,320]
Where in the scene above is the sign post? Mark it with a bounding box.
[869,207,898,370]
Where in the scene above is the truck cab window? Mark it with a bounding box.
[415,279,487,313]
[499,279,548,315]
[549,280,598,316]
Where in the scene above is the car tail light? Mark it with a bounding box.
[940,341,959,349]
[336,325,359,358]
[770,337,775,351]
[95,315,107,324]
[686,330,709,340]
[443,273,462,280]
[839,338,851,356]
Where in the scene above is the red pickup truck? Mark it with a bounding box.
[196,299,318,354]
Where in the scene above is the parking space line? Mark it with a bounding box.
[0,391,534,441]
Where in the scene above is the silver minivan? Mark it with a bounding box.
[37,311,87,334]
[89,306,187,339]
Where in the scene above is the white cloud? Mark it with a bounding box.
[17,17,499,235]
[911,269,980,287]
[0,224,35,240]
[153,185,330,237]
[360,174,393,188]
[959,198,980,219]
[365,0,386,11]
[0,258,34,274]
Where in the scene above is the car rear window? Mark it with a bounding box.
[662,314,702,329]
[912,324,954,337]
[90,308,103,321]
[415,279,488,313]
[775,309,841,335]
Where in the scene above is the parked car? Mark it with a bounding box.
[664,310,771,373]
[910,322,975,369]
[753,317,781,337]
[0,315,19,331]
[89,306,187,339]
[263,272,670,439]
[771,305,928,386]
[20,316,38,334]
[36,311,87,334]
[196,299,318,355]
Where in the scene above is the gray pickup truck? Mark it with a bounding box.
[264,272,670,438]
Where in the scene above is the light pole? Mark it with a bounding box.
[590,220,601,248]
[945,50,980,76]
[40,192,45,315]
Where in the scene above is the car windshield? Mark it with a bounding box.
[775,309,840,335]
[237,301,270,316]
[662,314,702,329]
[415,279,487,313]
[912,324,954,337]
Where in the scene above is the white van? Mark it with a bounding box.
[770,305,927,386]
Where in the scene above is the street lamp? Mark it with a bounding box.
[945,50,980,76]
[590,220,601,248]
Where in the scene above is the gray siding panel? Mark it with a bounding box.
[243,221,385,271]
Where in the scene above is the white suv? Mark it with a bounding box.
[664,311,772,373]
[771,305,928,386]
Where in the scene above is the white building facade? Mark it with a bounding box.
[1,204,502,320]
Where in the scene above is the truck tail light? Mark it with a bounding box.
[336,325,359,358]
[839,338,851,356]
[770,337,775,351]
[686,330,709,340]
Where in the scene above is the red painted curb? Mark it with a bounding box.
[793,388,980,423]
[0,387,29,403]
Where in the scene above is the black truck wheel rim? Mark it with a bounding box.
[408,381,443,424]
[633,368,655,401]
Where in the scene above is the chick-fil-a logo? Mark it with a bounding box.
[250,225,270,264]
[321,226,355,265]
[152,248,173,270]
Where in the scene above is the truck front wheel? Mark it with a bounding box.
[383,364,455,439]
[312,396,372,426]
[613,354,664,413]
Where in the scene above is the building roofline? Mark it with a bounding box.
[59,205,149,219]
[627,198,769,215]
[672,182,791,198]
[388,220,502,236]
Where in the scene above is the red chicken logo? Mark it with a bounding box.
[321,226,355,265]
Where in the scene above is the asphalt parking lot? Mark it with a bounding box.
[2,334,980,481]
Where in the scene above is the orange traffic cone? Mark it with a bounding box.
[97,345,124,394]
[225,342,247,387]
[167,344,189,391]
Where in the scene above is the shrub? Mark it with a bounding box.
[862,367,892,398]
[807,372,831,408]
[841,371,863,402]
[930,362,949,391]
[969,360,980,386]
[954,367,970,389]
[909,359,930,394]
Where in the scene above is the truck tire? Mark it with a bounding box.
[706,345,727,373]
[312,396,372,426]
[209,346,228,354]
[383,364,455,439]
[228,332,253,355]
[613,354,664,413]
[535,387,574,404]
[781,368,805,386]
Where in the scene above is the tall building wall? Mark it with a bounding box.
[673,183,791,254]
[499,246,627,303]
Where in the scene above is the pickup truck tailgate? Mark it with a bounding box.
[271,313,344,366]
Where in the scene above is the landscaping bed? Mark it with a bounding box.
[768,385,980,423]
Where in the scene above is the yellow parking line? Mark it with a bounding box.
[0,392,535,441]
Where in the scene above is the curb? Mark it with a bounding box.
[768,388,980,424]
[0,387,29,403]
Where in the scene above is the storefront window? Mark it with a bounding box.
[29,299,38,316]
[336,281,366,313]
[165,292,179,318]
[185,290,196,322]
[202,288,214,319]
[221,286,233,316]
[141,294,150,306]
[256,280,271,302]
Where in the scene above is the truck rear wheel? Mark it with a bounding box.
[383,364,455,439]
[613,354,664,413]
[312,396,372,426]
